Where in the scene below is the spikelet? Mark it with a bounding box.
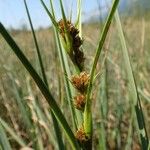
[58,19,84,71]
[75,127,89,143]
[74,94,86,111]
[71,71,90,93]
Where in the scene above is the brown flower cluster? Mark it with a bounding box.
[71,72,90,93]
[75,127,89,143]
[71,71,89,111]
[58,19,84,71]
[74,94,86,111]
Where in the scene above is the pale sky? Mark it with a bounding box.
[0,0,111,29]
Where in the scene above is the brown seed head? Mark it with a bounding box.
[71,72,90,93]
[75,127,89,143]
[74,49,84,70]
[58,19,84,71]
[58,19,70,33]
[58,19,80,41]
[74,94,86,111]
[58,19,78,34]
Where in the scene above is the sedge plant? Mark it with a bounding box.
[0,0,149,149]
[0,0,119,149]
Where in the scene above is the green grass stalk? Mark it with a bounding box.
[49,0,79,130]
[84,0,119,139]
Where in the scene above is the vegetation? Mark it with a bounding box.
[0,0,150,149]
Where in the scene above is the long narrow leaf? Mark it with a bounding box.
[0,118,26,147]
[24,0,48,85]
[0,23,79,149]
[0,123,12,150]
[75,0,82,37]
[8,73,32,129]
[23,1,64,149]
[84,0,119,138]
[115,11,149,150]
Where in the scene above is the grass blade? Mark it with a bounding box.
[8,73,32,129]
[24,0,48,85]
[0,118,26,147]
[98,63,108,150]
[75,0,82,37]
[0,22,79,149]
[23,1,64,149]
[114,11,149,150]
[0,123,12,150]
[84,0,119,139]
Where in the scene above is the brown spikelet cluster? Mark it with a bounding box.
[58,19,84,71]
[74,94,86,111]
[58,20,91,146]
[75,127,89,143]
[71,71,89,110]
[71,71,90,93]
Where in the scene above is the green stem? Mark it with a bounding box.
[76,0,82,37]
[84,0,119,138]
[49,0,78,131]
[24,0,47,85]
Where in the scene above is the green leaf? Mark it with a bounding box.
[84,0,119,139]
[114,10,149,150]
[24,0,64,149]
[75,0,82,37]
[0,22,79,149]
[0,122,12,150]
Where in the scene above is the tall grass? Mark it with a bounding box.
[0,0,150,149]
[115,11,149,149]
[23,1,64,149]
